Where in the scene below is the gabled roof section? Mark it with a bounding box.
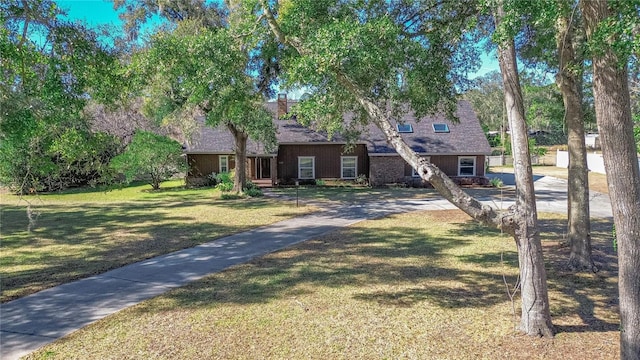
[184,100,491,156]
[364,100,491,155]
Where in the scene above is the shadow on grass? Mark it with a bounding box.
[133,212,621,336]
[0,194,301,302]
[538,217,619,333]
[138,218,521,313]
[269,186,438,204]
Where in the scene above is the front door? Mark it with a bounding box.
[258,157,271,179]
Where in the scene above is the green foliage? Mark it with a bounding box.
[110,131,186,190]
[129,21,277,149]
[521,73,566,138]
[585,0,640,67]
[489,177,504,188]
[206,172,218,187]
[259,0,482,135]
[244,181,264,197]
[0,1,123,193]
[465,72,506,132]
[215,172,235,192]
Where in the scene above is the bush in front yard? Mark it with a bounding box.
[110,131,186,190]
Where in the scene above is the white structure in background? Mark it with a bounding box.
[557,150,640,174]
[585,133,600,149]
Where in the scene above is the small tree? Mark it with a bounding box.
[110,131,186,190]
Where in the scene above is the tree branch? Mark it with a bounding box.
[258,0,513,234]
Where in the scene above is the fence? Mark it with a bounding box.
[556,150,640,174]
[487,153,555,167]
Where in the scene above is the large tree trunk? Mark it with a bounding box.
[227,122,248,193]
[261,0,554,337]
[494,4,554,337]
[554,3,595,272]
[581,2,640,358]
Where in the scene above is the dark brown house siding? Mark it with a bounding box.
[276,144,368,182]
[186,154,235,185]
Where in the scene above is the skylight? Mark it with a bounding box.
[433,123,450,133]
[396,124,413,133]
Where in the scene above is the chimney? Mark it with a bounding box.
[277,93,288,118]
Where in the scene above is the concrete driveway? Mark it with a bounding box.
[488,172,612,218]
[0,174,612,359]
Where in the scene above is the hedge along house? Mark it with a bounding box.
[184,95,491,187]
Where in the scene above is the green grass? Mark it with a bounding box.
[26,210,619,360]
[0,180,315,302]
[269,185,439,205]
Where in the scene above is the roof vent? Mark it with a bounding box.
[278,93,288,118]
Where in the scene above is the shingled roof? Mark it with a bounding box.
[184,100,491,156]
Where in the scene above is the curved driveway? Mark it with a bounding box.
[0,175,612,359]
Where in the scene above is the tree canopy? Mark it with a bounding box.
[0,0,122,193]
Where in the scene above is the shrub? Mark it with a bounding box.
[110,131,186,190]
[215,171,234,192]
[206,172,218,187]
[244,180,263,197]
[245,187,263,197]
[489,177,504,188]
[355,174,369,186]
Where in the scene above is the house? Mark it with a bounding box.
[185,96,491,187]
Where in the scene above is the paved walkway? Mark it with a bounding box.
[0,176,612,359]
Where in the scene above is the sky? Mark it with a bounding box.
[57,0,123,28]
[56,0,501,79]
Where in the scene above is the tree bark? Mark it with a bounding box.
[581,1,640,358]
[494,4,554,337]
[260,0,554,337]
[227,122,248,193]
[554,3,595,272]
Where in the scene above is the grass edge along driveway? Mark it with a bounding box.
[26,210,619,360]
[1,180,315,302]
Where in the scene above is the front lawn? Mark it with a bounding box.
[267,185,439,205]
[0,181,315,302]
[26,210,619,359]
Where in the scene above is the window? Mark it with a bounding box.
[458,156,476,176]
[396,124,413,133]
[298,156,315,179]
[433,123,450,133]
[341,156,357,179]
[219,155,229,173]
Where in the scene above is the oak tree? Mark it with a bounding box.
[581,0,640,357]
[254,0,554,336]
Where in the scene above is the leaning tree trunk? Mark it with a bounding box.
[554,4,595,272]
[261,0,554,337]
[581,2,640,358]
[494,4,554,336]
[227,122,248,193]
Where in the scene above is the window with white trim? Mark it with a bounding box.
[412,157,430,177]
[219,155,229,173]
[341,156,357,179]
[298,156,315,179]
[458,156,476,176]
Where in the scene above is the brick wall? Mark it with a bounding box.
[369,156,406,186]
